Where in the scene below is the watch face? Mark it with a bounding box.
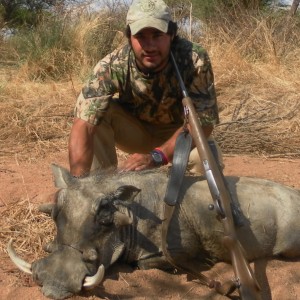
[151,151,163,165]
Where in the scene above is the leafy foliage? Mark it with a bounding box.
[1,2,128,80]
[0,0,80,27]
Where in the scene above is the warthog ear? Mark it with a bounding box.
[51,164,76,188]
[94,186,140,227]
[113,210,133,227]
[110,185,138,227]
[112,185,141,202]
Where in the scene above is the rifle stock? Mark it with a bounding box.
[171,51,261,299]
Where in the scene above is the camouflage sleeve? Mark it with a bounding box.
[189,44,219,127]
[74,49,121,125]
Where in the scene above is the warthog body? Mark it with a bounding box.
[9,165,300,299]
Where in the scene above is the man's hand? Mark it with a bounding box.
[118,153,154,172]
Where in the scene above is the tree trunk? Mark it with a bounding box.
[290,0,300,16]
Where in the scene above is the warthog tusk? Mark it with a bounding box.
[7,239,32,275]
[83,264,105,289]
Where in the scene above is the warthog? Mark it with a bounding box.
[8,164,300,299]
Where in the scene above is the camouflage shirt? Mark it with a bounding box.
[74,37,219,127]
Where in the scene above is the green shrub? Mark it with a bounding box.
[1,3,127,81]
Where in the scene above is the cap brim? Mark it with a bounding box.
[129,17,169,35]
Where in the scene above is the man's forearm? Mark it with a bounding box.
[68,118,96,176]
[69,140,94,176]
[157,127,183,162]
[157,125,213,162]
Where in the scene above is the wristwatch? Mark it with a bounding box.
[150,150,164,166]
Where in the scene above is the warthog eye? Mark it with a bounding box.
[100,198,110,208]
[95,200,116,226]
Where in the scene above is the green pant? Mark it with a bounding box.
[91,102,223,174]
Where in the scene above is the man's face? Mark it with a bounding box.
[130,27,173,74]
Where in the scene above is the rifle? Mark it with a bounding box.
[170,52,261,300]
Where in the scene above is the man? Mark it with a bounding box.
[69,0,222,177]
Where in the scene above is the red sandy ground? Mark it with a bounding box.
[0,152,300,300]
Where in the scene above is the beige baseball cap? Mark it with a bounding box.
[126,0,172,35]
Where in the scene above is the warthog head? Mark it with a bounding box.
[8,164,140,299]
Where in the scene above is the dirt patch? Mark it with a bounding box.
[0,153,300,300]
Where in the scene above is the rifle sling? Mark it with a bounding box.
[164,130,192,206]
[161,131,216,288]
[161,131,239,295]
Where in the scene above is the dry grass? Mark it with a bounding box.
[0,69,80,158]
[0,10,298,160]
[200,11,300,156]
[1,54,299,159]
[0,200,54,258]
[214,61,300,156]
